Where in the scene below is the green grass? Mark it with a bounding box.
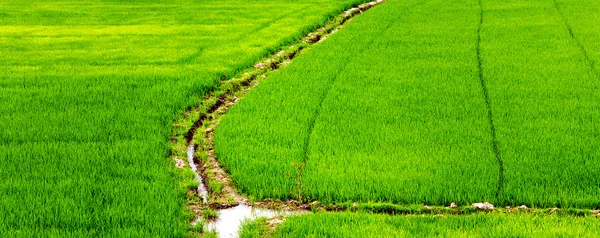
[0,0,366,235]
[240,212,600,237]
[215,0,600,208]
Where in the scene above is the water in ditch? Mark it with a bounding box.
[187,145,208,204]
[187,145,305,237]
[204,204,305,238]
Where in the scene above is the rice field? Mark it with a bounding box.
[0,0,366,236]
[240,212,600,237]
[215,0,600,208]
[3,0,599,236]
[485,0,600,208]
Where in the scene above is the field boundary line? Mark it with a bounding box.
[552,0,600,78]
[476,0,504,198]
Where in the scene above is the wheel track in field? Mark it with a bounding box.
[476,0,504,198]
[231,7,305,43]
[176,7,301,65]
[552,0,600,79]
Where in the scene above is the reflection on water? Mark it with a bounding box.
[206,204,305,238]
[186,145,304,237]
[187,145,208,203]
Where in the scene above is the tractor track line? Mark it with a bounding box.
[300,0,427,201]
[476,0,504,198]
[552,0,600,79]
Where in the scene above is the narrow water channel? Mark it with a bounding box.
[206,204,305,238]
[187,144,305,237]
[181,2,387,235]
[187,145,208,204]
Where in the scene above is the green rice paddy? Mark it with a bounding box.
[216,0,600,208]
[3,0,599,236]
[485,0,600,208]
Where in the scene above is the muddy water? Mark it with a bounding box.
[186,145,305,237]
[205,204,305,238]
[187,145,208,203]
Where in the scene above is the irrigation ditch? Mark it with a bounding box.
[170,1,389,236]
[168,0,600,236]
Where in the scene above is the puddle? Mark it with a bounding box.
[205,204,305,238]
[186,144,305,237]
[187,145,208,204]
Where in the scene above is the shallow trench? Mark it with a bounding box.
[187,145,208,204]
[179,1,389,237]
